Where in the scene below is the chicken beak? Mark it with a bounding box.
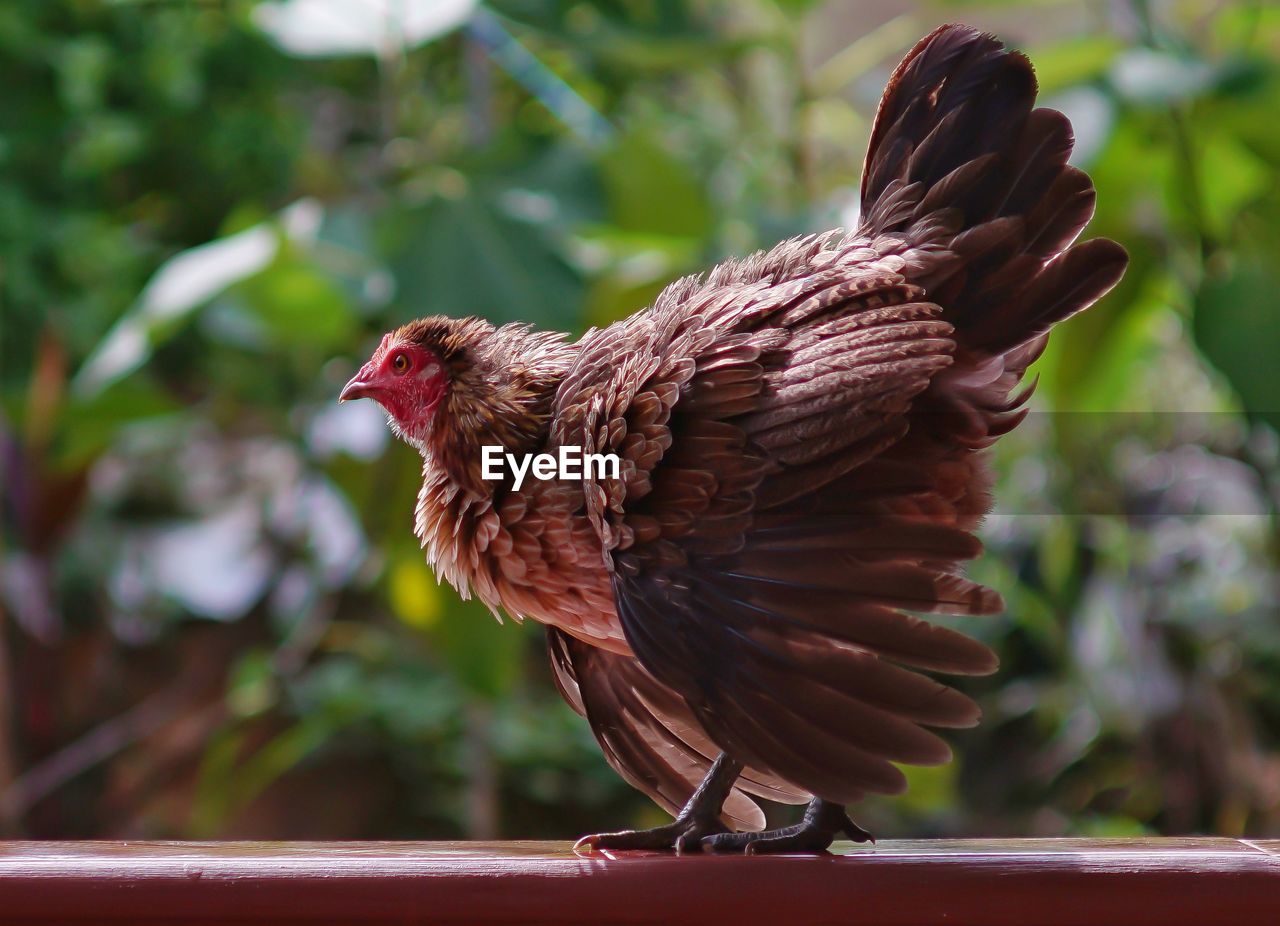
[339,367,378,403]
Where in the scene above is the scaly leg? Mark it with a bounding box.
[702,798,874,854]
[574,753,743,853]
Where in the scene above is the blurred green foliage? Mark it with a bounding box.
[1,0,1277,840]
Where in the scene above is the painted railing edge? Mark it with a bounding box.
[0,838,1276,925]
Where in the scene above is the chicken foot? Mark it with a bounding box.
[703,798,874,854]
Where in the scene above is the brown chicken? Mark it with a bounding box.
[340,24,1127,853]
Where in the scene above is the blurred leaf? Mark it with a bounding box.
[63,112,145,177]
[1035,261,1152,416]
[190,727,249,836]
[585,271,674,328]
[1087,117,1173,232]
[1193,255,1280,430]
[1195,134,1271,238]
[573,226,700,325]
[385,184,585,329]
[430,598,527,702]
[501,142,607,231]
[1060,274,1174,413]
[54,36,112,112]
[192,713,351,836]
[74,200,323,395]
[1027,36,1124,93]
[235,715,347,806]
[1038,518,1078,601]
[55,379,180,468]
[1213,3,1280,45]
[236,250,356,351]
[811,14,923,96]
[597,131,713,237]
[227,649,279,719]
[891,761,957,818]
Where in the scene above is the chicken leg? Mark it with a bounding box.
[574,753,743,853]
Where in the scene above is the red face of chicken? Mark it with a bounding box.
[339,334,447,442]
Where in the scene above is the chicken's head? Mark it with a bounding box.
[340,315,573,486]
[339,327,452,443]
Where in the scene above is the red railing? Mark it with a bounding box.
[1,838,1276,924]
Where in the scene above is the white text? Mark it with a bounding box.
[481,446,621,491]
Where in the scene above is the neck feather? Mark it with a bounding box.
[425,322,576,497]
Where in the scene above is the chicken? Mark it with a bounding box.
[340,24,1127,853]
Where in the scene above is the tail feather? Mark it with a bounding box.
[860,23,1127,357]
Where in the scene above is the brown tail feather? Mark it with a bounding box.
[860,23,1127,355]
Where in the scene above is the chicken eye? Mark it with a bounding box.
[391,352,410,375]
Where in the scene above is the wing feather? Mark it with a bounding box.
[546,628,806,829]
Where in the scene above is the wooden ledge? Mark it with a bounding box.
[1,838,1276,925]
